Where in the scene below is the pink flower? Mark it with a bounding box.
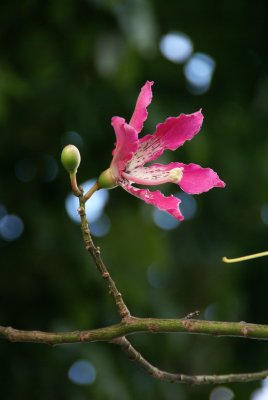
[98,81,225,220]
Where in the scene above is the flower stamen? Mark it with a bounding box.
[169,167,183,183]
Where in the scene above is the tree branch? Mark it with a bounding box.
[1,316,268,344]
[78,195,130,320]
[75,192,268,385]
[1,319,268,384]
[2,184,268,385]
[112,336,268,384]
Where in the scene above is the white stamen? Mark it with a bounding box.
[169,168,183,183]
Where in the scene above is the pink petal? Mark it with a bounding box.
[122,163,183,186]
[127,111,203,169]
[110,117,139,177]
[120,181,184,220]
[129,81,154,134]
[176,163,226,194]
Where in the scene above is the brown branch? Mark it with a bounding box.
[2,182,268,385]
[75,188,268,384]
[112,336,268,384]
[78,194,130,320]
[1,320,268,384]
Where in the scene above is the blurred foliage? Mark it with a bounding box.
[1,0,268,399]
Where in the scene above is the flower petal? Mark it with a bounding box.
[120,181,184,220]
[127,111,203,169]
[123,163,183,186]
[129,81,154,133]
[123,161,225,194]
[111,117,138,177]
[176,163,226,194]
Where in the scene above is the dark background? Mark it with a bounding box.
[1,0,268,399]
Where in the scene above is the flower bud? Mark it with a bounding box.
[97,168,118,189]
[61,145,81,174]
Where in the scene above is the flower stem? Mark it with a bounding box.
[69,172,82,196]
[83,182,99,202]
[223,251,268,263]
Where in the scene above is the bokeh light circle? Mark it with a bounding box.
[210,386,234,400]
[68,360,96,385]
[160,32,193,63]
[184,52,216,94]
[0,214,24,241]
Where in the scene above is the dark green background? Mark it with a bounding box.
[1,0,268,399]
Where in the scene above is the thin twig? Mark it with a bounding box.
[78,193,130,320]
[111,336,268,384]
[83,182,99,203]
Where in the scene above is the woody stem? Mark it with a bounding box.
[78,193,131,320]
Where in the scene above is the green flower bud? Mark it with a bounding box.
[61,145,81,174]
[98,168,118,189]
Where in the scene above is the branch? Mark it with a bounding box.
[1,317,268,344]
[65,188,268,383]
[78,195,130,320]
[1,320,268,384]
[112,336,268,384]
[3,182,268,385]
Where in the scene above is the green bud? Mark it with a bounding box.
[98,168,118,189]
[61,145,81,174]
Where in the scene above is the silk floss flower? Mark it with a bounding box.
[98,81,225,220]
